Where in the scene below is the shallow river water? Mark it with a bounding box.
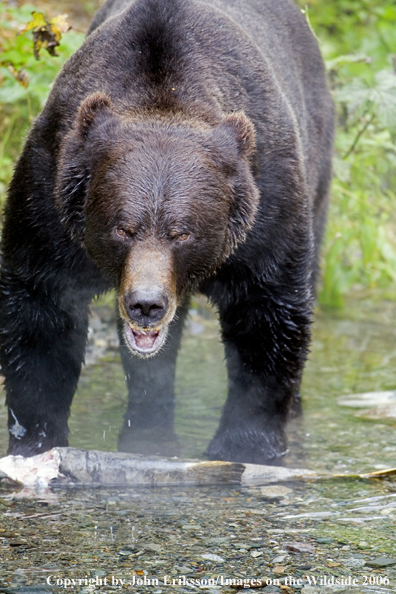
[1,294,396,593]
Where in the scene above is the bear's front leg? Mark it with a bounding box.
[206,285,312,465]
[0,271,94,457]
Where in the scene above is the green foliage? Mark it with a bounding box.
[0,3,84,209]
[298,0,396,306]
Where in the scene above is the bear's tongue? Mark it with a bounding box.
[132,329,159,350]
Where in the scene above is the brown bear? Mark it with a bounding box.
[0,0,334,463]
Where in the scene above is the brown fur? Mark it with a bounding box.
[0,0,334,463]
[118,238,178,330]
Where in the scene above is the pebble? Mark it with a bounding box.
[9,540,27,547]
[260,486,293,499]
[205,537,229,545]
[366,556,396,567]
[340,557,366,568]
[144,543,162,552]
[177,566,192,573]
[286,542,314,554]
[272,565,285,574]
[316,537,333,544]
[272,555,286,564]
[200,553,225,563]
[233,542,252,550]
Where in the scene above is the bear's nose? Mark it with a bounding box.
[125,290,168,326]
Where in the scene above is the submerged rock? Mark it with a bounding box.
[200,552,225,563]
[355,405,396,421]
[366,556,396,568]
[285,542,315,554]
[260,485,293,499]
[337,390,396,408]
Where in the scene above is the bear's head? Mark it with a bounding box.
[56,92,259,357]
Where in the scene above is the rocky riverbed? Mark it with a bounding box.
[1,477,396,593]
[2,293,396,592]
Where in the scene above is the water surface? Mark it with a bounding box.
[1,293,396,593]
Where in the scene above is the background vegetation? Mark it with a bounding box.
[1,0,396,307]
[298,0,396,307]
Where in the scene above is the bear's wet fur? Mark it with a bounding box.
[0,0,333,463]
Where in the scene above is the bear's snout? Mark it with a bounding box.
[118,241,177,358]
[125,290,168,326]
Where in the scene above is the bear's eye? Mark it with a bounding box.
[177,233,190,242]
[116,228,127,239]
[169,230,191,242]
[114,227,132,240]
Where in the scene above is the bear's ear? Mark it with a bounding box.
[208,113,259,258]
[74,91,113,138]
[209,112,256,168]
[56,92,113,243]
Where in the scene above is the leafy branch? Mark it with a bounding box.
[19,11,71,60]
[343,110,376,158]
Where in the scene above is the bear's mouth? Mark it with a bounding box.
[124,323,167,357]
